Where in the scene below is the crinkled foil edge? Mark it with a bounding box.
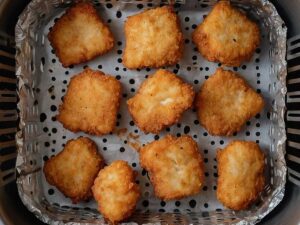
[15,0,287,225]
[241,1,287,225]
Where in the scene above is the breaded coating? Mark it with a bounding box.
[123,6,184,69]
[217,140,265,210]
[195,68,264,136]
[92,160,140,224]
[192,1,260,66]
[127,69,195,134]
[48,2,114,67]
[57,68,121,135]
[140,135,205,200]
[43,137,104,203]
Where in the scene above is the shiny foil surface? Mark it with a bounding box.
[15,0,287,224]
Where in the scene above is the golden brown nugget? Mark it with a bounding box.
[43,137,104,203]
[140,135,205,200]
[123,6,184,69]
[192,1,260,66]
[195,68,264,136]
[57,68,121,135]
[217,140,265,210]
[48,3,114,67]
[127,69,195,134]
[92,160,140,224]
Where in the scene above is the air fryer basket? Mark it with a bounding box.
[0,0,299,225]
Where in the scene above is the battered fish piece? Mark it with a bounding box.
[195,68,264,136]
[123,6,184,69]
[48,2,114,67]
[217,140,265,210]
[140,135,205,200]
[92,160,140,224]
[127,69,195,134]
[192,1,260,66]
[43,137,104,203]
[57,68,121,135]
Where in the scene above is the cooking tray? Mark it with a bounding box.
[14,0,286,224]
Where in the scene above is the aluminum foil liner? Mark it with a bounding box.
[15,0,287,224]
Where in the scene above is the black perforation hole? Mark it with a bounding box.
[137,4,143,9]
[189,200,196,208]
[142,169,147,176]
[48,189,54,195]
[40,113,47,122]
[116,11,122,18]
[184,126,190,134]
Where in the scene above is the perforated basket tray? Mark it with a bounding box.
[15,0,286,224]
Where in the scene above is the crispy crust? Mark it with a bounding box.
[92,160,140,224]
[127,69,195,134]
[48,2,114,67]
[123,6,184,69]
[140,135,205,200]
[195,68,264,136]
[57,68,121,135]
[43,137,104,203]
[217,140,265,210]
[192,1,260,66]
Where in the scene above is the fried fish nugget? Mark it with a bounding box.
[192,1,260,66]
[48,3,114,67]
[127,69,195,134]
[92,160,140,223]
[43,137,104,203]
[123,6,184,69]
[140,135,204,200]
[217,140,265,210]
[57,68,121,135]
[195,68,264,136]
